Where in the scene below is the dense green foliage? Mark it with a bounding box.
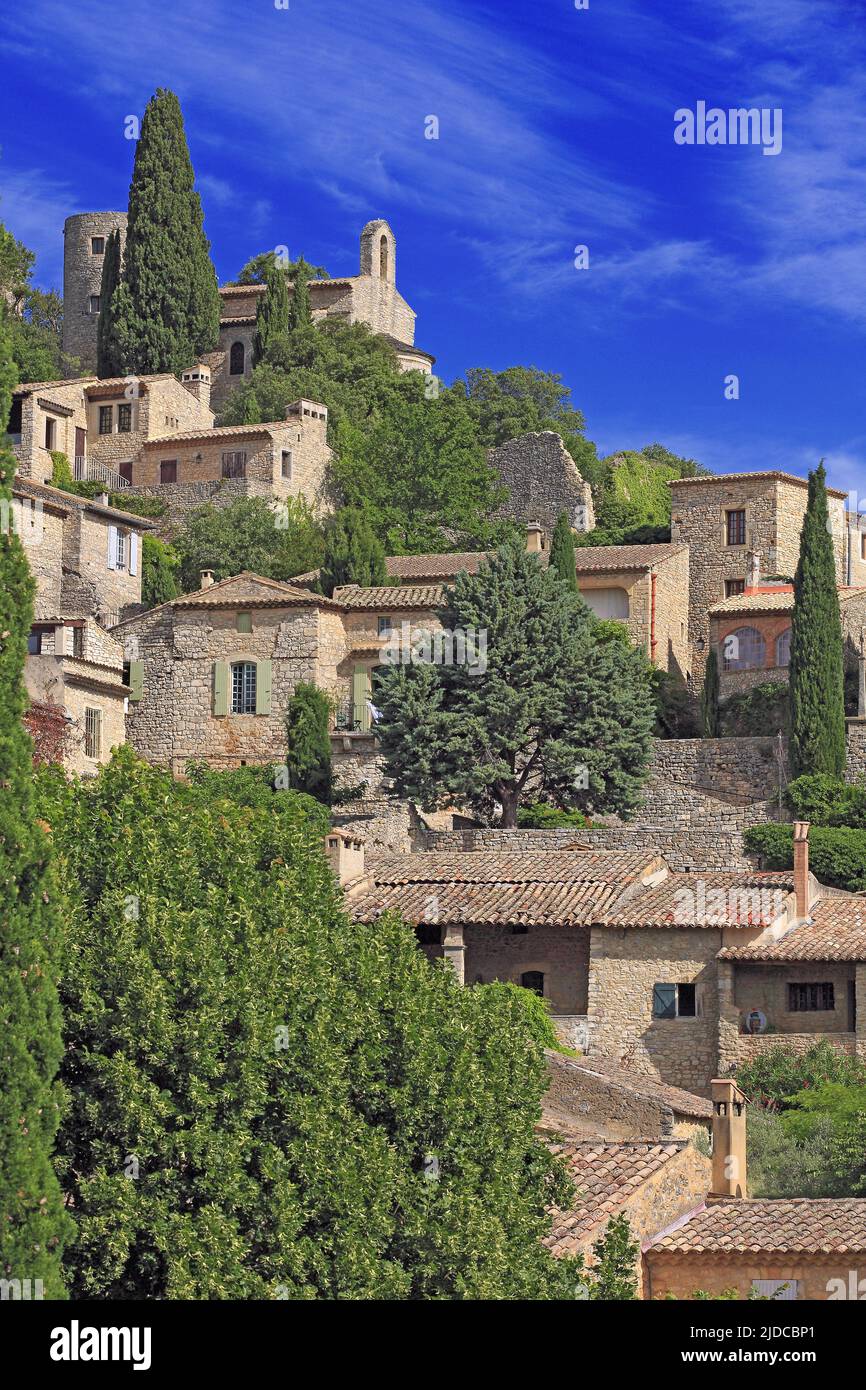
[516,803,591,829]
[35,750,579,1299]
[720,681,790,737]
[786,773,866,828]
[789,463,846,777]
[458,365,601,486]
[701,649,720,737]
[589,1214,639,1300]
[252,258,290,367]
[576,444,707,547]
[230,252,329,285]
[142,534,180,607]
[284,683,333,804]
[0,216,68,383]
[287,255,313,331]
[0,445,71,1297]
[373,538,655,827]
[743,822,866,892]
[108,89,220,375]
[319,506,386,596]
[548,511,577,591]
[96,226,124,378]
[651,670,700,739]
[0,312,15,433]
[173,495,324,591]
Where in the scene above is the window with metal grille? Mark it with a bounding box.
[726,509,747,546]
[231,661,257,714]
[722,626,765,671]
[221,451,247,478]
[118,403,132,433]
[84,707,102,760]
[99,405,113,435]
[788,983,835,1012]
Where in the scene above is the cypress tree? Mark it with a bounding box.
[701,647,720,738]
[589,1214,639,1300]
[95,227,123,378]
[252,260,289,366]
[549,511,577,591]
[0,445,71,1297]
[284,682,333,804]
[789,462,847,777]
[319,507,386,597]
[110,89,220,375]
[287,255,313,331]
[0,311,16,432]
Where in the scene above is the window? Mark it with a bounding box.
[379,233,389,280]
[582,587,629,621]
[281,450,293,479]
[115,529,127,570]
[229,341,245,375]
[788,982,835,1012]
[159,460,177,485]
[726,509,747,546]
[84,707,102,760]
[861,532,866,563]
[725,578,746,597]
[91,236,105,254]
[652,982,699,1019]
[89,294,101,314]
[776,628,792,668]
[377,616,393,637]
[99,405,113,435]
[71,626,84,658]
[231,661,257,714]
[520,971,545,997]
[117,403,132,433]
[44,417,56,449]
[236,612,252,634]
[722,625,765,671]
[27,631,42,654]
[118,461,133,483]
[221,451,247,479]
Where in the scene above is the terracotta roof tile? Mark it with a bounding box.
[171,570,341,610]
[603,872,794,928]
[335,584,444,609]
[669,470,848,498]
[546,1053,714,1120]
[545,1140,690,1255]
[571,542,688,572]
[384,553,489,580]
[141,421,288,446]
[648,1198,866,1254]
[718,897,866,961]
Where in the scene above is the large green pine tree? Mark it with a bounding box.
[284,682,333,804]
[96,227,124,378]
[0,445,71,1298]
[252,259,290,366]
[319,506,386,597]
[549,511,577,591]
[287,255,313,331]
[789,462,847,777]
[109,89,220,375]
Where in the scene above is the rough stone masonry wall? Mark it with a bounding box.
[18,503,65,617]
[61,212,127,371]
[463,924,590,1014]
[488,432,596,538]
[424,826,753,871]
[543,1053,680,1140]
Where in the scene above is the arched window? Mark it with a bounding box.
[722,626,766,671]
[229,341,245,376]
[379,233,389,280]
[520,970,545,997]
[582,587,630,621]
[776,628,792,668]
[230,661,257,714]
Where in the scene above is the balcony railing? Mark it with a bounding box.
[73,456,130,489]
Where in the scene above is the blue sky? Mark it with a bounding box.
[2,0,866,496]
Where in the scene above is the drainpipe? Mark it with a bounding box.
[650,571,658,665]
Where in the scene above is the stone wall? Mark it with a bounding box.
[61,508,144,619]
[543,1052,709,1141]
[847,719,866,781]
[462,924,590,1014]
[61,212,127,371]
[12,381,91,483]
[424,826,753,871]
[487,432,596,538]
[16,498,65,617]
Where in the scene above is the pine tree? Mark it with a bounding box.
[319,507,386,597]
[789,462,847,777]
[252,260,289,366]
[237,390,261,426]
[549,511,577,591]
[109,89,220,375]
[590,1214,639,1300]
[0,445,71,1297]
[95,227,123,378]
[701,647,720,738]
[284,682,333,804]
[287,255,313,331]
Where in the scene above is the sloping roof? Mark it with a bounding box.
[669,470,848,499]
[546,1053,714,1121]
[710,585,866,617]
[141,421,288,447]
[171,571,342,610]
[351,851,665,927]
[13,479,155,529]
[718,897,866,961]
[379,334,436,362]
[384,552,489,581]
[335,584,444,609]
[648,1199,866,1255]
[546,1141,691,1256]
[602,872,794,928]
[571,543,688,573]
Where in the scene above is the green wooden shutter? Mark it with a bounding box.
[652,983,676,1019]
[353,665,371,732]
[255,659,272,715]
[213,660,229,716]
[128,660,144,702]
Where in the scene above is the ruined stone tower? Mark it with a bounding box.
[62,211,127,373]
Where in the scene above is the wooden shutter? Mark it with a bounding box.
[652,983,676,1019]
[255,659,272,715]
[128,660,144,702]
[353,665,371,732]
[107,524,118,570]
[213,660,229,716]
[129,532,138,576]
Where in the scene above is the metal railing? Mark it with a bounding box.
[73,456,131,489]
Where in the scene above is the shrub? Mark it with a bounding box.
[743,823,866,892]
[720,681,790,737]
[49,450,74,490]
[736,1040,866,1110]
[517,803,591,829]
[786,773,866,829]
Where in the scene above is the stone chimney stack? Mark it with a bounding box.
[181,365,211,413]
[526,522,545,554]
[710,1078,747,1198]
[793,821,810,918]
[200,569,215,589]
[324,828,366,889]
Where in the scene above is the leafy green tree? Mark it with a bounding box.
[287,255,313,331]
[0,218,67,383]
[236,390,262,425]
[142,534,180,607]
[590,1214,639,1300]
[701,647,720,737]
[109,89,220,375]
[789,462,846,777]
[96,227,124,378]
[549,511,577,591]
[37,749,581,1299]
[0,443,71,1297]
[461,365,600,487]
[174,495,324,590]
[252,259,290,366]
[231,251,328,285]
[0,312,16,432]
[284,683,333,803]
[373,538,655,826]
[0,219,34,311]
[319,506,386,596]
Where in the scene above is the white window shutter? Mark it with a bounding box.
[108,524,118,570]
[129,532,138,576]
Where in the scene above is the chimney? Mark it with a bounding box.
[96,491,110,507]
[526,522,544,554]
[181,365,211,413]
[200,569,215,588]
[324,827,366,888]
[747,550,761,589]
[793,821,810,918]
[710,1078,747,1198]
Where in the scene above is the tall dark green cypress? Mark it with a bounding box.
[319,507,386,597]
[109,89,220,375]
[284,683,333,804]
[0,446,71,1298]
[252,259,289,366]
[789,461,847,776]
[287,255,313,331]
[701,647,720,738]
[96,227,123,378]
[549,511,577,591]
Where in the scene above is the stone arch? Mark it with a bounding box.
[359,219,396,284]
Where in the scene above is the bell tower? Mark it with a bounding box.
[359,219,396,286]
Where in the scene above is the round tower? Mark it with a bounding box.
[62,211,128,374]
[359,219,396,286]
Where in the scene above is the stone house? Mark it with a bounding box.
[487,432,596,540]
[570,541,690,679]
[541,1051,713,1142]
